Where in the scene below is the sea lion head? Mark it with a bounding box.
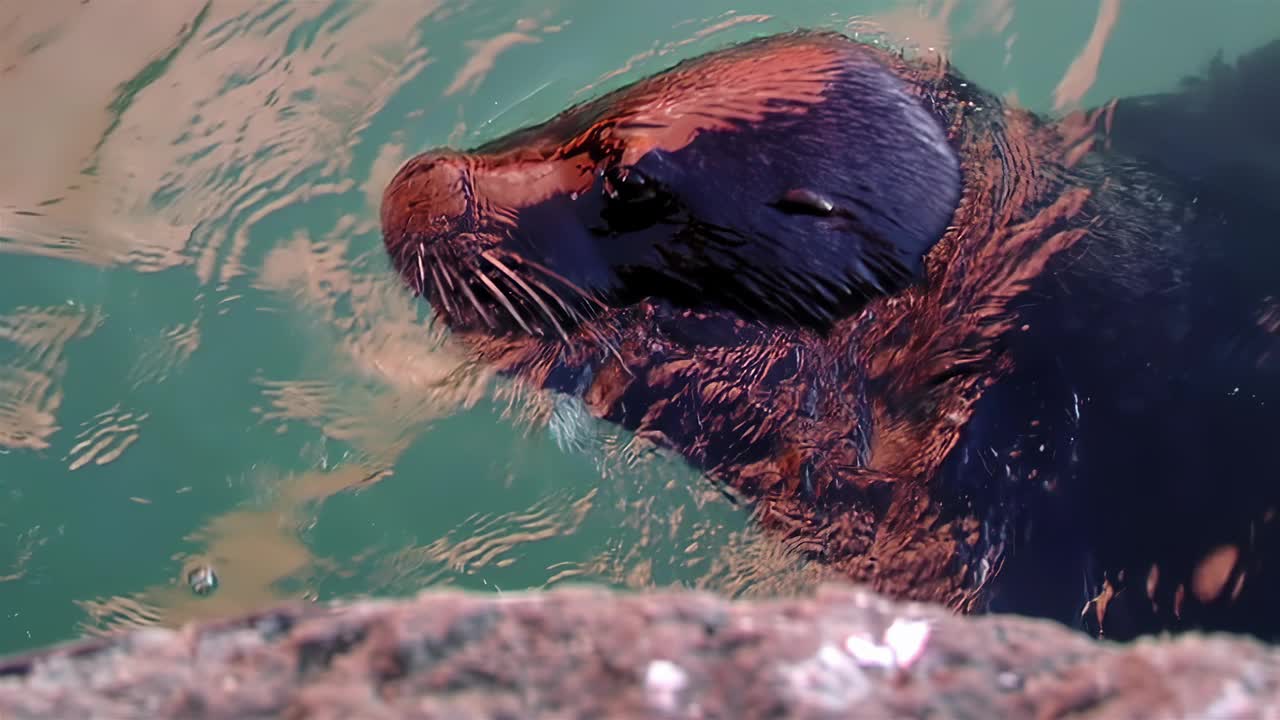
[381,31,963,341]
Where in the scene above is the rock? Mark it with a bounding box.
[1,584,1277,719]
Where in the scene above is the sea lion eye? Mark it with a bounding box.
[596,164,675,232]
[602,165,657,204]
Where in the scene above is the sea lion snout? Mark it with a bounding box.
[382,148,612,338]
[381,153,473,256]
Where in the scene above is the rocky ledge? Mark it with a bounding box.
[0,585,1276,719]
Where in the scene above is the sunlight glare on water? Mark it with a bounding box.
[0,0,1275,654]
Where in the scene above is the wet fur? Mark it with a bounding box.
[382,32,1280,641]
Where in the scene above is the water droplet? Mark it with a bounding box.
[188,565,218,596]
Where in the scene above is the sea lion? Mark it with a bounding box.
[381,30,1280,641]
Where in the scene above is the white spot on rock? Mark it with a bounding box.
[645,659,688,713]
[845,618,932,670]
[781,642,870,711]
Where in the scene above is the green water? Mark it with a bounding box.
[0,0,1275,655]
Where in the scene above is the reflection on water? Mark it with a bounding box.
[0,304,102,450]
[0,0,1274,653]
[78,463,376,633]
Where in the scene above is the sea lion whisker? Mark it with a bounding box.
[438,255,459,292]
[471,266,536,336]
[562,299,597,331]
[495,269,567,342]
[481,251,572,343]
[511,265,607,328]
[493,249,610,312]
[395,241,413,266]
[415,249,428,295]
[428,257,459,320]
[452,264,496,329]
[504,262,592,327]
[587,325,628,370]
[509,265,582,321]
[551,303,622,365]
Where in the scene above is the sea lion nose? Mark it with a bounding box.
[380,151,482,306]
[381,151,472,247]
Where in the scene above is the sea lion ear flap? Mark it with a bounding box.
[771,189,837,217]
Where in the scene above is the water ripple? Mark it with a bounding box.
[2,0,438,289]
[0,304,102,451]
[65,405,148,472]
[127,319,202,389]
